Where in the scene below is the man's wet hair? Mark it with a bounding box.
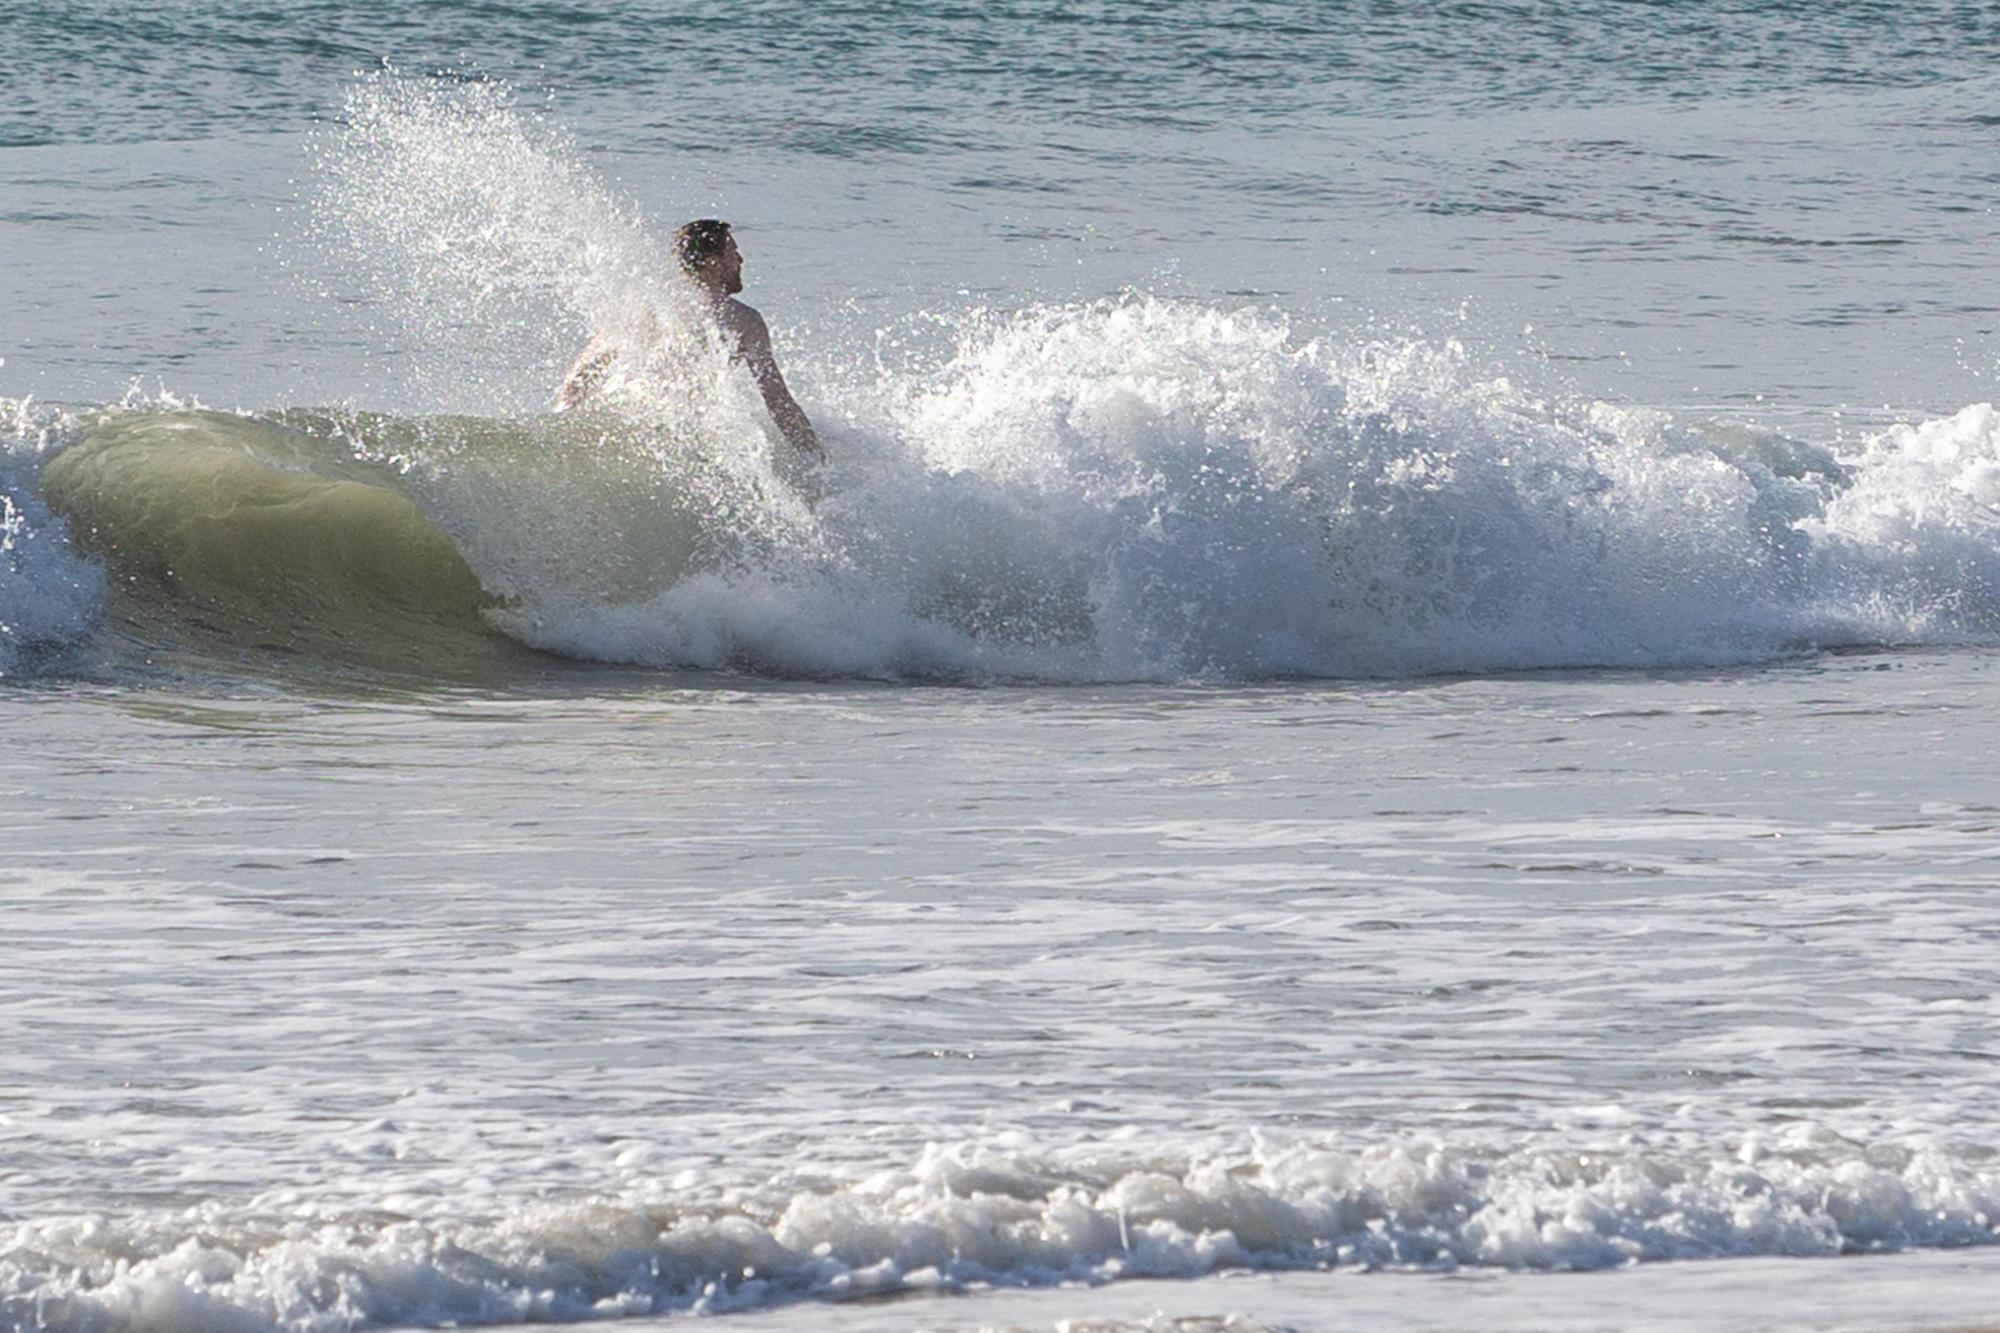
[674,219,733,273]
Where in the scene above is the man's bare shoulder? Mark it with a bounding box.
[719,297,770,340]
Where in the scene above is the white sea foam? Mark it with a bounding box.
[6,1132,1996,1331]
[1801,401,2000,637]
[494,294,2000,681]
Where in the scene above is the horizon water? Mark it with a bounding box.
[6,5,2000,1331]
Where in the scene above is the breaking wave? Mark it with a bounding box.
[10,322,2000,686]
[6,1129,1997,1331]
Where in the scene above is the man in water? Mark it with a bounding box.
[556,219,823,459]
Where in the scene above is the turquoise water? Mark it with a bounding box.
[5,6,2000,1331]
[12,2,1994,147]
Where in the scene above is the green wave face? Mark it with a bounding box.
[27,399,819,688]
[41,410,513,685]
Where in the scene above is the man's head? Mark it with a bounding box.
[675,218,743,295]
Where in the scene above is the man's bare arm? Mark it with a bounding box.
[555,337,615,410]
[732,306,823,458]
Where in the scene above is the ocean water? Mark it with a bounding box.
[5,4,2000,1330]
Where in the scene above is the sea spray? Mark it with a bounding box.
[308,69,787,478]
[503,290,2000,680]
[307,71,670,416]
[0,400,102,678]
[307,73,835,654]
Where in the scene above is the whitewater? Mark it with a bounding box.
[6,6,2000,1331]
[16,325,2000,686]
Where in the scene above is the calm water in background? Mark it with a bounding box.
[6,5,2000,1331]
[6,2,1998,421]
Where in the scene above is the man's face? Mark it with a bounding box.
[714,236,744,295]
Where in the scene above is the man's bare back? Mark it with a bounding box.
[556,220,822,460]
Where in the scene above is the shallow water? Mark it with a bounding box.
[8,652,2000,1327]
